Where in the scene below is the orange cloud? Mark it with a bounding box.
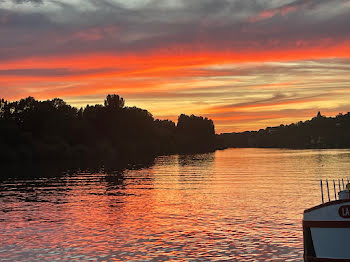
[206,95,327,114]
[2,38,350,72]
[2,38,350,133]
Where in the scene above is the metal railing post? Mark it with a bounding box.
[320,179,324,204]
[326,179,331,202]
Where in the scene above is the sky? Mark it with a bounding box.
[1,0,350,133]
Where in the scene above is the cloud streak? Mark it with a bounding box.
[1,0,350,61]
[1,0,350,132]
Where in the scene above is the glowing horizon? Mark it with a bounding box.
[1,0,350,133]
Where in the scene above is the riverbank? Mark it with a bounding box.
[216,111,350,149]
[0,95,216,164]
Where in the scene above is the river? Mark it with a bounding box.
[2,148,350,261]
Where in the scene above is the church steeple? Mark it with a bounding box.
[317,111,322,118]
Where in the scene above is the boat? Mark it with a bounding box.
[303,179,350,261]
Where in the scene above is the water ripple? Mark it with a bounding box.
[2,148,350,261]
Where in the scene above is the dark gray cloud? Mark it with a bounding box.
[12,0,42,4]
[0,0,349,61]
[1,0,350,133]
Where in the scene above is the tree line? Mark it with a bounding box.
[0,95,216,164]
[217,112,350,149]
[3,94,349,167]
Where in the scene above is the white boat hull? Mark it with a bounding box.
[303,199,350,261]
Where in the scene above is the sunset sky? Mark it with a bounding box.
[1,0,350,133]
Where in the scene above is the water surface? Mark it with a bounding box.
[2,148,350,261]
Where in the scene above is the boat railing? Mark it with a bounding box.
[320,178,350,204]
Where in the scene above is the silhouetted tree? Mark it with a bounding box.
[217,111,350,149]
[176,114,216,152]
[0,94,217,164]
[104,94,125,110]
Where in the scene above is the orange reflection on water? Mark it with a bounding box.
[2,149,350,261]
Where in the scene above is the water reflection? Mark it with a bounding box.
[2,149,350,261]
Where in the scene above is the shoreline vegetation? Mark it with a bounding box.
[1,94,350,169]
[0,95,216,167]
[217,111,350,149]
